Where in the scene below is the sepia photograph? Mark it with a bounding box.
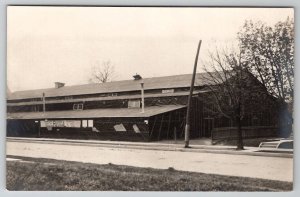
[6,6,294,191]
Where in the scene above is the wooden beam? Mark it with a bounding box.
[149,116,158,139]
[158,114,164,141]
[167,113,172,140]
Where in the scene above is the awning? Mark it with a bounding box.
[7,105,186,120]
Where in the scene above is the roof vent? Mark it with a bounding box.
[133,73,142,80]
[55,82,65,88]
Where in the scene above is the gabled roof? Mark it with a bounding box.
[8,72,217,100]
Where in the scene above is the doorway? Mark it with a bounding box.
[203,118,214,137]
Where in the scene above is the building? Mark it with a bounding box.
[7,72,281,142]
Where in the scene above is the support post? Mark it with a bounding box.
[38,121,41,138]
[184,40,202,148]
[158,114,164,140]
[42,92,46,138]
[167,113,171,140]
[42,92,46,113]
[174,127,177,144]
[141,82,145,113]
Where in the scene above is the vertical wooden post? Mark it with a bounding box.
[158,114,164,140]
[141,82,145,113]
[42,92,46,113]
[41,92,46,138]
[167,113,171,140]
[174,127,177,144]
[149,116,158,139]
[184,40,202,148]
[37,121,40,138]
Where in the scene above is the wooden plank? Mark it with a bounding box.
[149,116,158,139]
[167,113,172,140]
[158,114,164,140]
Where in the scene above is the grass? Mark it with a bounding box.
[6,155,292,191]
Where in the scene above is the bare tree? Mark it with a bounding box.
[238,17,294,136]
[201,48,266,150]
[89,60,115,83]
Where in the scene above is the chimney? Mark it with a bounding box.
[133,73,142,80]
[55,82,65,88]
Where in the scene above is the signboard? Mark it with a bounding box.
[114,124,127,132]
[82,120,88,128]
[40,120,81,128]
[88,120,93,127]
[128,100,141,108]
[162,89,174,94]
[133,124,140,133]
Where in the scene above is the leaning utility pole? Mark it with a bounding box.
[184,40,202,148]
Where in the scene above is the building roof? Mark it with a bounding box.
[7,105,185,119]
[8,72,218,100]
[7,90,206,107]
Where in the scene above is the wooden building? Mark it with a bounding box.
[7,72,281,141]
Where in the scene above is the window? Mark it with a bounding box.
[88,120,94,127]
[82,120,93,128]
[82,120,88,128]
[31,98,42,102]
[65,96,73,100]
[32,105,40,112]
[162,89,174,94]
[128,100,141,108]
[73,103,83,110]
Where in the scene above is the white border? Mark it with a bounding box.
[0,0,298,197]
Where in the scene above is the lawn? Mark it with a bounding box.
[6,155,292,191]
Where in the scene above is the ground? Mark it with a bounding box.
[6,156,292,191]
[6,140,293,182]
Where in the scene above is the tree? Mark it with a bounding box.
[89,60,115,83]
[201,48,265,150]
[238,17,294,136]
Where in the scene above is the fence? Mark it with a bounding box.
[211,126,278,141]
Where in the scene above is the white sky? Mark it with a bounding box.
[7,7,294,92]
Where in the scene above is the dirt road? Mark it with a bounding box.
[6,141,293,182]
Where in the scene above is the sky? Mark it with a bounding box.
[7,7,294,92]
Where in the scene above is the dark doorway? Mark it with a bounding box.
[203,118,214,137]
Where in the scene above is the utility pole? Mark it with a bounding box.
[184,40,202,148]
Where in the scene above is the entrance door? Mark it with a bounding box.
[203,118,214,137]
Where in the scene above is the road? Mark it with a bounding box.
[6,141,293,182]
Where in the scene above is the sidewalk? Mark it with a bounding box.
[6,137,293,158]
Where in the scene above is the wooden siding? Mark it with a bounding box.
[7,95,189,113]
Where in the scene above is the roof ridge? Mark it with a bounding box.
[11,72,208,94]
[8,71,218,100]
